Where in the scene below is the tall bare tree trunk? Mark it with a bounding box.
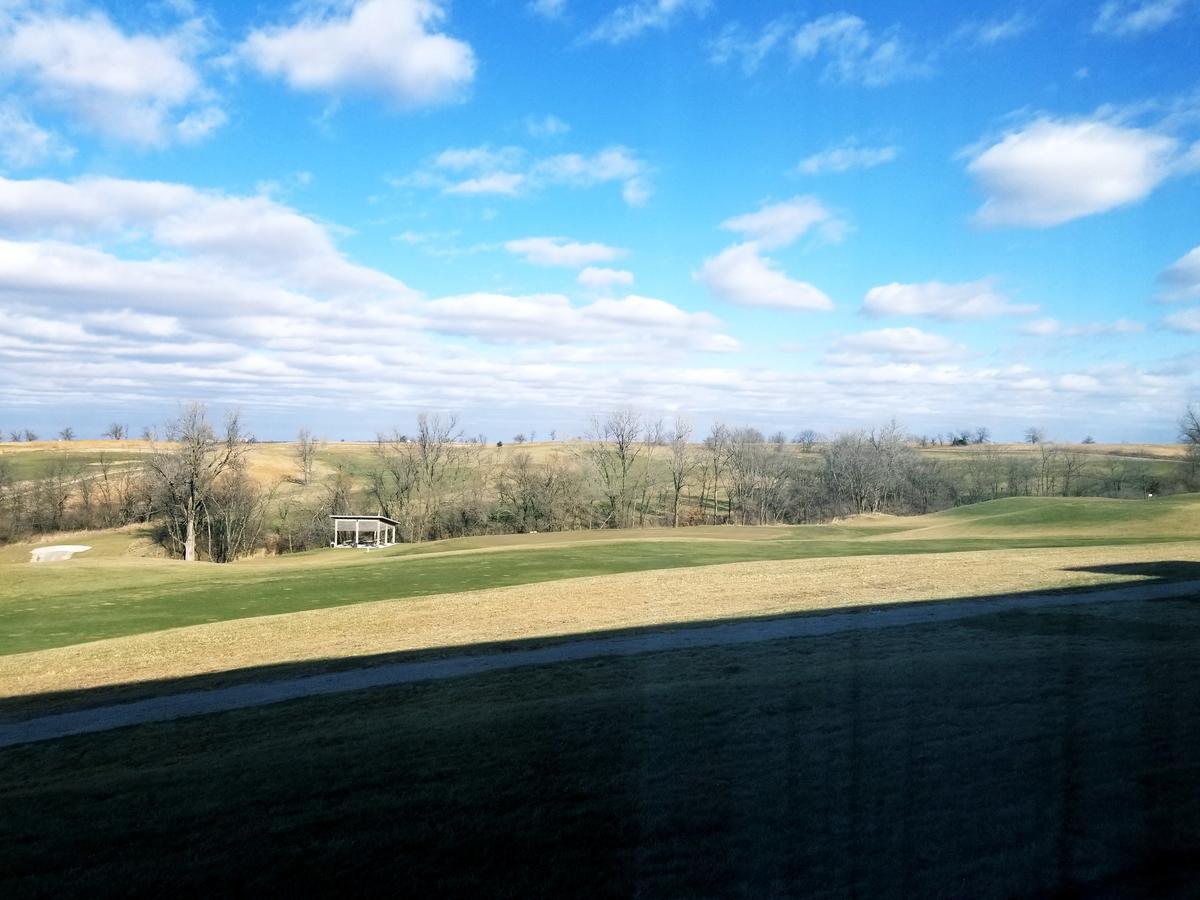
[184,508,196,561]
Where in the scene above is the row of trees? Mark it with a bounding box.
[2,404,1197,561]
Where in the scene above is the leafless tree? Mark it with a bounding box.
[58,426,75,441]
[579,408,648,529]
[666,417,697,527]
[1024,426,1046,445]
[144,404,251,561]
[371,413,466,541]
[1181,403,1200,488]
[792,429,820,453]
[1036,443,1061,496]
[295,428,319,484]
[104,423,128,440]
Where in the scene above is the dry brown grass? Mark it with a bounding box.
[5,541,1197,701]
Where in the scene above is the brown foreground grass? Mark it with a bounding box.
[5,541,1197,702]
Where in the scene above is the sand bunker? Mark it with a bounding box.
[30,545,92,563]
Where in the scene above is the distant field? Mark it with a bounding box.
[2,495,1197,657]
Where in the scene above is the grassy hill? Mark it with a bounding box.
[2,494,1196,657]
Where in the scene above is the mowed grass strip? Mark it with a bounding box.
[4,541,1199,707]
[2,495,1198,656]
[2,595,1198,896]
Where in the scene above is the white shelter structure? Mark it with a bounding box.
[330,515,400,548]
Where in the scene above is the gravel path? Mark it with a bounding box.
[2,579,1197,749]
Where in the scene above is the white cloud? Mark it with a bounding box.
[828,327,965,363]
[1165,307,1200,332]
[504,236,625,268]
[1158,244,1200,299]
[444,172,526,196]
[950,12,1035,46]
[175,106,227,143]
[578,267,634,290]
[423,292,737,352]
[528,0,567,18]
[863,279,1036,320]
[1093,0,1187,36]
[525,114,570,138]
[242,0,475,108]
[720,196,845,249]
[0,174,418,303]
[0,102,74,169]
[708,19,792,74]
[85,309,182,338]
[586,0,710,45]
[698,242,833,312]
[796,141,897,175]
[1020,317,1145,336]
[966,117,1180,227]
[0,7,218,148]
[791,13,929,87]
[404,143,652,206]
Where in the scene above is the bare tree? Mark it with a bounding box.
[699,423,732,523]
[58,426,75,441]
[792,429,820,453]
[295,428,318,484]
[666,417,696,527]
[579,408,648,529]
[145,404,250,561]
[1024,426,1046,445]
[104,423,128,440]
[22,429,38,442]
[1181,403,1200,488]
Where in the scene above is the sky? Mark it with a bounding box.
[0,0,1197,442]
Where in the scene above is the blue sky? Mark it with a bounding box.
[0,0,1197,441]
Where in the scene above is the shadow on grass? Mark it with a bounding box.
[3,560,1198,724]
[2,560,1200,897]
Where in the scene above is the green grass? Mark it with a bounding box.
[2,495,1197,656]
[3,594,1198,895]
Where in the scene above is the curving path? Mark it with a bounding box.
[2,579,1197,749]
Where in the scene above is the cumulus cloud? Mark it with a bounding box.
[796,140,897,175]
[698,243,833,312]
[708,19,792,75]
[0,172,753,420]
[586,0,710,45]
[402,143,652,205]
[827,327,965,364]
[241,0,475,108]
[720,196,845,248]
[504,236,625,268]
[1158,244,1200,300]
[1093,0,1187,36]
[966,117,1181,227]
[577,267,634,290]
[1165,307,1200,332]
[791,13,929,87]
[950,12,1035,46]
[528,0,567,18]
[1020,317,1145,336]
[0,6,219,148]
[525,114,570,138]
[0,102,74,169]
[0,174,417,303]
[863,279,1036,320]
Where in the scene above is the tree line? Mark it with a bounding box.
[1,403,1197,561]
